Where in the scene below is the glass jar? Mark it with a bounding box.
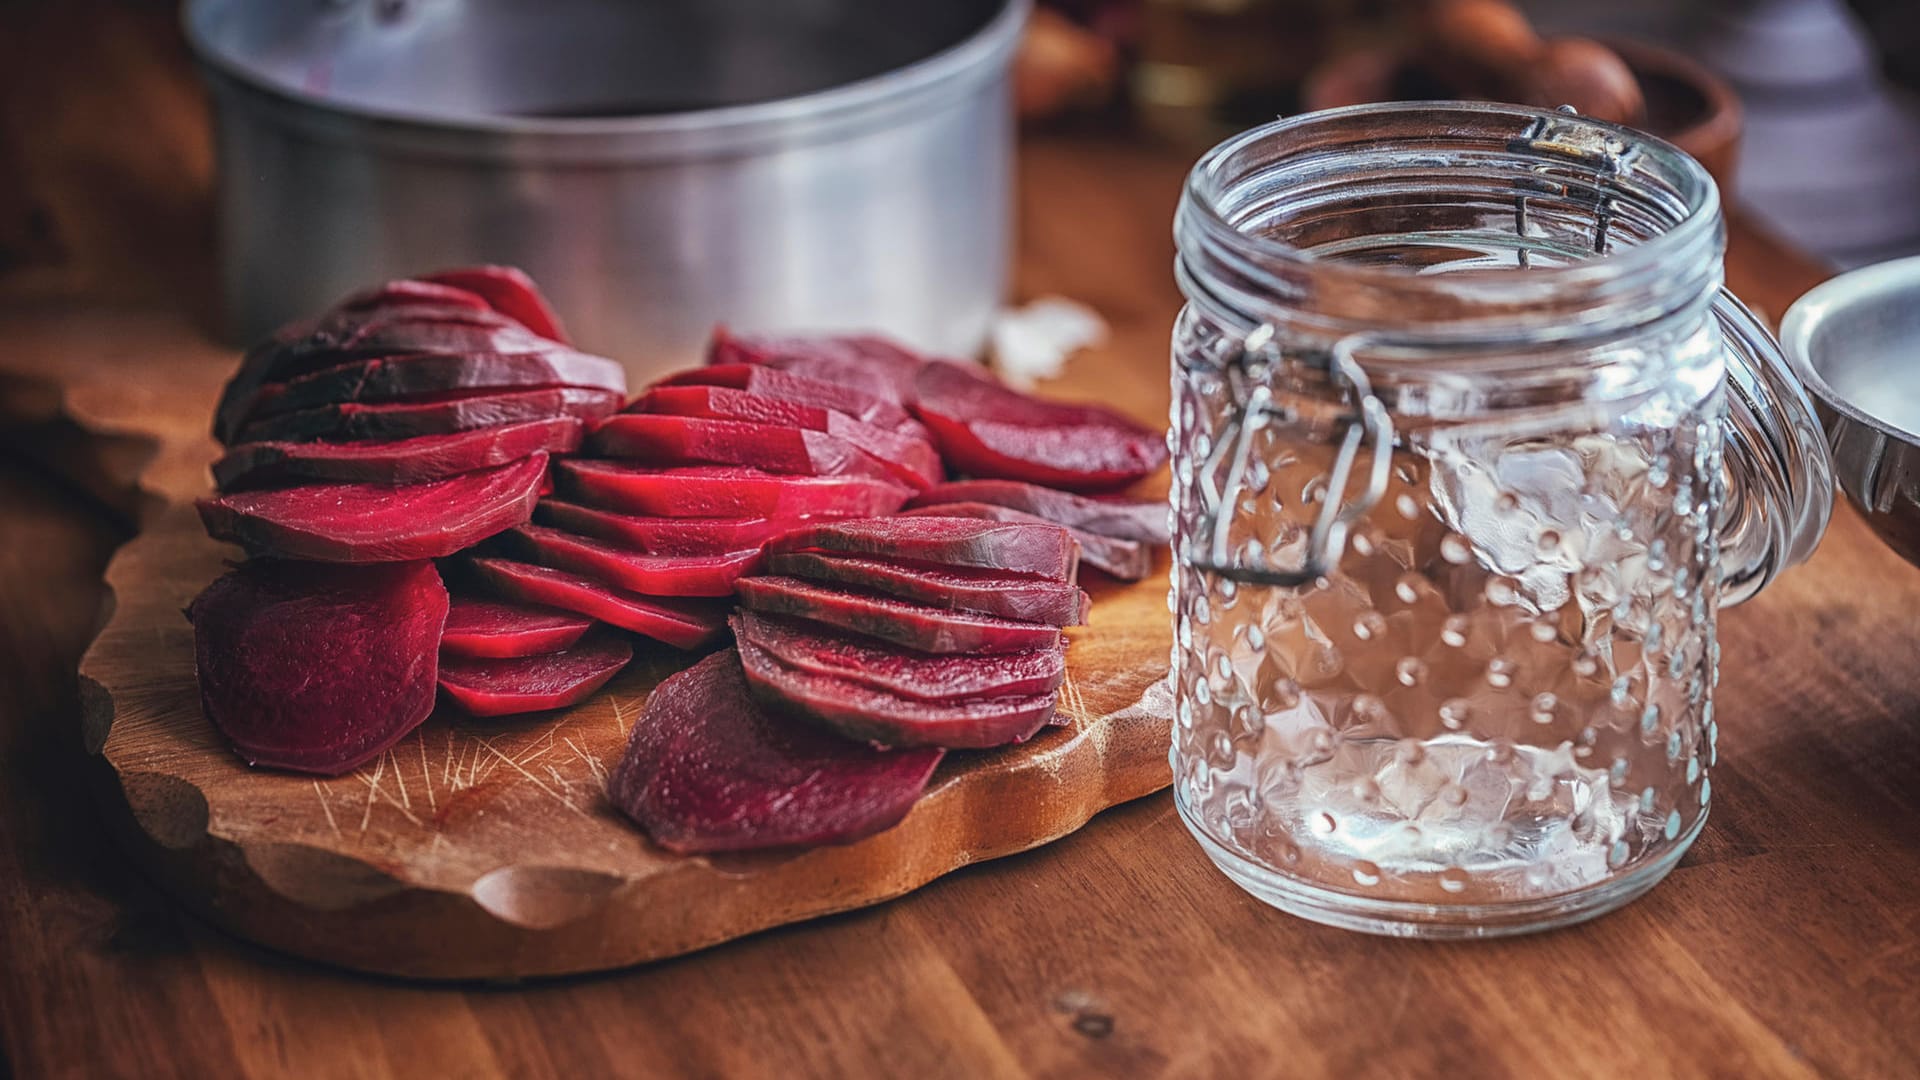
[1168,103,1833,937]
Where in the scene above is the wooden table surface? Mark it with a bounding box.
[4,3,1918,1077]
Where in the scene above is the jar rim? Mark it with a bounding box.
[1177,102,1724,341]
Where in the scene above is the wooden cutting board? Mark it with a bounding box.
[6,308,1174,981]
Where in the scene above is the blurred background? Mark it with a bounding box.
[1029,0,1920,267]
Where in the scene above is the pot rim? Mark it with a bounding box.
[184,0,1028,159]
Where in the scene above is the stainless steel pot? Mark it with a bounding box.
[185,0,1025,376]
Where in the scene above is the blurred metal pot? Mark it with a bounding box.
[185,0,1026,374]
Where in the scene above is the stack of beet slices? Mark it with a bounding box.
[188,268,637,774]
[608,515,1087,853]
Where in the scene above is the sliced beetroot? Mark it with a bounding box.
[765,516,1078,582]
[736,636,1057,749]
[735,576,1061,654]
[245,348,626,420]
[589,414,911,488]
[235,386,622,445]
[508,524,761,597]
[214,314,555,443]
[536,500,796,556]
[336,279,493,316]
[440,594,593,659]
[708,328,924,404]
[471,558,727,649]
[212,418,582,492]
[438,632,632,717]
[764,551,1087,626]
[902,502,1154,581]
[611,650,943,854]
[906,479,1170,544]
[422,265,570,344]
[198,453,546,563]
[731,611,1065,701]
[188,559,447,775]
[910,360,1168,493]
[655,363,917,431]
[631,386,941,488]
[557,461,909,519]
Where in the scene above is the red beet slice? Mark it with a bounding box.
[471,558,727,649]
[589,414,911,488]
[736,636,1056,749]
[508,524,761,597]
[655,363,917,431]
[213,418,582,492]
[188,559,447,775]
[536,500,796,555]
[336,279,493,316]
[910,360,1168,493]
[631,386,941,488]
[197,453,546,562]
[440,594,593,659]
[765,516,1078,582]
[215,313,555,443]
[438,632,632,717]
[235,386,622,445]
[902,502,1154,581]
[735,576,1060,654]
[609,650,943,854]
[557,461,910,518]
[422,265,570,344]
[709,328,924,404]
[764,551,1087,626]
[731,611,1066,701]
[905,479,1169,544]
[245,348,625,420]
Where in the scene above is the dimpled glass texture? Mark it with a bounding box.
[1168,105,1746,937]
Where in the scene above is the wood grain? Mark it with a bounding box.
[3,2,1918,1076]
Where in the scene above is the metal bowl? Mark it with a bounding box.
[1781,255,1920,567]
[185,0,1026,375]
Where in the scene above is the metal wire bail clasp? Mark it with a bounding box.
[1191,325,1395,587]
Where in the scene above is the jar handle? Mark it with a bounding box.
[1715,287,1834,606]
[1191,327,1395,587]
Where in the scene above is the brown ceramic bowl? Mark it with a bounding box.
[1302,35,1743,191]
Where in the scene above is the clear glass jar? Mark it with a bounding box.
[1168,103,1833,937]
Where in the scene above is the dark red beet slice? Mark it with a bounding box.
[708,328,924,404]
[731,611,1065,701]
[735,576,1060,654]
[438,632,632,717]
[508,524,761,597]
[901,502,1154,581]
[609,650,943,854]
[213,418,582,492]
[236,386,622,445]
[198,453,546,562]
[188,559,447,775]
[245,348,625,420]
[557,461,909,519]
[906,479,1170,544]
[471,558,727,649]
[764,551,1087,626]
[422,265,570,344]
[536,500,796,555]
[214,314,554,443]
[440,594,593,659]
[736,636,1057,749]
[589,414,911,488]
[766,516,1078,582]
[654,363,917,431]
[910,360,1168,493]
[631,386,941,488]
[336,279,492,316]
